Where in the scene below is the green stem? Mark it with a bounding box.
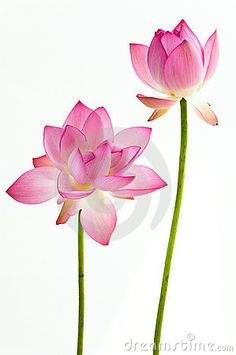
[77,210,84,355]
[153,98,188,355]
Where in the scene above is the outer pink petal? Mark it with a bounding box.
[161,31,182,55]
[114,127,151,158]
[68,148,88,184]
[94,107,114,142]
[56,200,79,225]
[112,165,167,197]
[57,172,94,200]
[203,30,219,83]
[137,94,179,109]
[147,33,169,92]
[111,146,141,175]
[60,125,88,162]
[82,111,104,151]
[164,40,203,96]
[43,126,64,168]
[33,155,54,168]
[62,101,93,130]
[93,175,135,191]
[6,167,59,204]
[188,96,218,125]
[80,192,117,245]
[86,142,111,180]
[148,108,170,122]
[129,44,158,90]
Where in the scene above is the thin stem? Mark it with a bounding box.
[77,210,84,355]
[153,98,188,355]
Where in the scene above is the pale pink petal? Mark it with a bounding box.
[114,127,151,158]
[57,172,94,199]
[137,94,178,109]
[68,148,88,184]
[111,146,141,175]
[112,165,167,197]
[161,31,182,55]
[63,101,93,130]
[82,111,104,151]
[203,31,219,83]
[94,107,114,142]
[164,40,203,96]
[43,126,64,168]
[148,108,170,121]
[80,191,117,245]
[111,151,122,168]
[60,125,88,162]
[86,143,111,180]
[6,167,59,204]
[110,193,134,200]
[94,175,135,191]
[188,96,218,126]
[147,33,169,92]
[129,44,158,90]
[56,200,79,225]
[33,155,54,168]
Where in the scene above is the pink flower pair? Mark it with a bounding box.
[7,101,167,245]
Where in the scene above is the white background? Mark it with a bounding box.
[0,0,236,354]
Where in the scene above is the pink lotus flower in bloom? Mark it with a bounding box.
[130,20,219,124]
[7,101,167,245]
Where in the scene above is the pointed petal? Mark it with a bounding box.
[60,125,88,162]
[94,107,114,142]
[68,148,88,184]
[111,151,122,168]
[203,30,219,83]
[94,175,135,191]
[6,167,58,204]
[43,126,64,168]
[188,96,218,126]
[148,108,170,121]
[111,146,141,175]
[114,127,151,158]
[63,101,93,130]
[112,165,167,197]
[82,111,104,151]
[80,191,117,245]
[56,200,79,225]
[164,40,203,96]
[137,94,178,109]
[129,43,158,89]
[33,155,54,168]
[173,19,203,57]
[57,172,94,200]
[86,142,111,180]
[161,31,182,55]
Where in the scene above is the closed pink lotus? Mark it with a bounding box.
[130,20,219,124]
[7,101,167,245]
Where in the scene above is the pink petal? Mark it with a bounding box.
[57,172,94,200]
[147,33,169,92]
[129,44,158,90]
[111,151,122,168]
[161,31,182,55]
[63,101,93,130]
[6,167,59,204]
[94,107,114,142]
[164,40,203,97]
[203,30,219,83]
[82,111,104,151]
[148,108,170,121]
[33,155,54,168]
[188,96,218,126]
[112,165,167,197]
[111,146,141,175]
[56,200,79,225]
[68,148,88,184]
[80,191,117,245]
[94,175,135,191]
[114,127,151,158]
[86,142,111,180]
[60,125,88,162]
[43,126,64,168]
[137,94,178,108]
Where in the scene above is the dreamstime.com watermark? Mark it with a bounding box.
[124,334,234,352]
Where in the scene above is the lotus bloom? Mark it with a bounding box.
[7,101,167,245]
[130,20,219,125]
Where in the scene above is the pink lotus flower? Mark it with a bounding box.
[130,20,219,125]
[7,101,167,245]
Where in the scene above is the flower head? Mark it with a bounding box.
[130,19,219,124]
[7,101,167,245]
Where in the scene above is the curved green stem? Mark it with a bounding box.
[153,98,188,355]
[77,210,84,355]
